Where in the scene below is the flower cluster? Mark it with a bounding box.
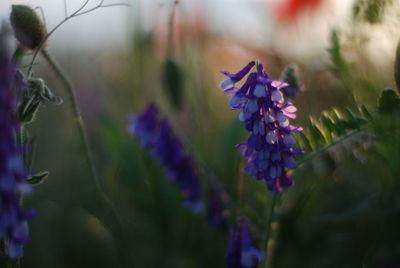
[225,218,265,268]
[128,103,203,213]
[220,61,303,193]
[0,45,34,258]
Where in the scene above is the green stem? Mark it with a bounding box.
[297,128,364,167]
[166,1,179,57]
[40,49,120,224]
[264,193,278,268]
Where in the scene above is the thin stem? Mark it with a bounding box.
[63,0,68,18]
[297,128,364,167]
[40,49,120,224]
[166,1,179,57]
[27,0,130,76]
[263,193,278,268]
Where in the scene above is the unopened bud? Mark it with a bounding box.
[162,58,183,109]
[280,64,302,99]
[10,5,47,50]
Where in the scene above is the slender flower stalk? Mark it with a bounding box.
[0,40,35,260]
[128,103,204,213]
[263,194,277,268]
[40,50,121,225]
[220,61,304,193]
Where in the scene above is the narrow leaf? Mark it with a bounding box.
[27,171,49,185]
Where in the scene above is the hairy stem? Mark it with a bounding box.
[264,193,278,268]
[40,49,120,224]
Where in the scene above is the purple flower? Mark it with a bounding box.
[0,44,34,258]
[220,61,256,91]
[128,103,204,213]
[127,103,159,148]
[225,218,265,268]
[220,62,304,194]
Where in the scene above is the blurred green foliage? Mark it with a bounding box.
[10,2,400,268]
[353,0,392,24]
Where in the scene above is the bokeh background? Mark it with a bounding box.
[2,0,400,267]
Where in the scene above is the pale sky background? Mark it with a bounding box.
[0,0,351,50]
[0,0,399,67]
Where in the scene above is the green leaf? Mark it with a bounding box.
[330,109,346,136]
[361,104,373,121]
[328,30,349,75]
[27,171,49,185]
[308,119,326,148]
[343,107,363,129]
[18,96,41,124]
[298,132,312,152]
[321,114,334,143]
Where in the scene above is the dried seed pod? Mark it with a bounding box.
[10,5,47,50]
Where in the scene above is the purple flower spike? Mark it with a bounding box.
[128,103,204,213]
[225,218,265,268]
[0,43,34,258]
[220,61,304,194]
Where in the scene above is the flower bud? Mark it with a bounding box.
[10,5,47,50]
[162,58,183,109]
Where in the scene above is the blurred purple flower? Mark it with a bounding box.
[220,62,304,194]
[127,103,159,148]
[225,218,265,268]
[128,103,204,213]
[0,46,34,258]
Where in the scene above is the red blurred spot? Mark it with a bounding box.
[278,0,324,21]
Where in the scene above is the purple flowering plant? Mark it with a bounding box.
[0,38,35,260]
[220,61,304,193]
[128,103,204,213]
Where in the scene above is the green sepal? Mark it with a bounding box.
[18,95,41,124]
